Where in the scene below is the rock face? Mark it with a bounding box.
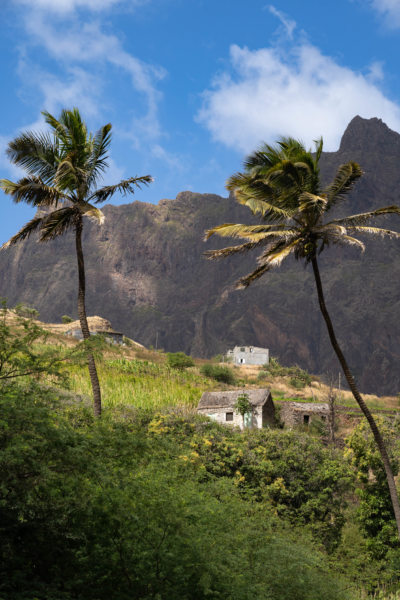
[1,116,400,395]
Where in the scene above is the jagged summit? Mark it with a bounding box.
[339,115,400,154]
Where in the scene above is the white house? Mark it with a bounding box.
[197,389,275,430]
[226,345,269,366]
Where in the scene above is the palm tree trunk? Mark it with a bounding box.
[311,256,400,538]
[75,217,102,417]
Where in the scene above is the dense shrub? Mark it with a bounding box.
[0,388,354,600]
[266,357,313,388]
[166,351,195,370]
[13,302,39,319]
[200,363,236,384]
[61,314,73,323]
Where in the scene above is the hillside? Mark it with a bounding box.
[2,116,400,395]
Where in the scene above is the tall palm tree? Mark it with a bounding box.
[205,136,400,538]
[0,108,152,417]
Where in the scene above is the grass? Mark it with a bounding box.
[67,357,220,409]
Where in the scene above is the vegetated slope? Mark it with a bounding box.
[2,116,400,395]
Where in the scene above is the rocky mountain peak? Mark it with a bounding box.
[339,115,400,154]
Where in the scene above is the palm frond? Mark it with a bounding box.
[6,131,58,183]
[329,205,400,227]
[89,175,153,204]
[324,162,363,208]
[0,177,69,206]
[237,239,300,287]
[39,207,78,241]
[204,223,292,241]
[298,192,327,213]
[78,202,105,225]
[335,234,365,251]
[2,215,45,248]
[346,226,400,239]
[205,240,265,260]
[87,123,112,186]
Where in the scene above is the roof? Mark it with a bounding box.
[198,388,271,410]
[277,401,329,412]
[232,346,268,353]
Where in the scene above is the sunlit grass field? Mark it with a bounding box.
[67,357,218,410]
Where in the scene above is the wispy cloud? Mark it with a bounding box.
[198,42,400,152]
[367,0,400,28]
[14,0,146,14]
[19,11,165,144]
[267,5,296,38]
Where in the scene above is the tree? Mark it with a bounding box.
[166,351,195,370]
[0,302,77,388]
[205,136,400,538]
[0,108,152,416]
[234,391,252,427]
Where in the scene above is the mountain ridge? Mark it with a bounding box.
[1,116,400,395]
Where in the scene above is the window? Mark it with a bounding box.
[250,347,253,352]
[240,347,245,352]
[321,415,326,421]
[303,415,310,425]
[226,412,233,422]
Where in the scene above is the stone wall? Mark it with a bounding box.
[277,401,329,428]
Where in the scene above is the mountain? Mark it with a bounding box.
[2,116,400,395]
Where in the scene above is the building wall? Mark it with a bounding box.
[277,401,329,428]
[232,349,269,366]
[198,405,264,430]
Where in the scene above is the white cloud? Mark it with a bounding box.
[17,9,165,146]
[198,42,400,152]
[368,0,400,27]
[267,5,296,38]
[14,0,146,14]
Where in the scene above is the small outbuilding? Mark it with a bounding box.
[226,345,269,366]
[277,401,329,428]
[197,388,275,430]
[66,326,124,345]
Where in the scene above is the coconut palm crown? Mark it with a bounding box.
[205,136,400,538]
[206,137,400,286]
[1,108,152,416]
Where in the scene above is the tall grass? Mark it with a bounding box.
[67,358,216,409]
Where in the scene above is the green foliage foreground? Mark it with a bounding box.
[0,386,357,600]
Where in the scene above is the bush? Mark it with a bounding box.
[13,302,39,319]
[0,389,355,600]
[166,351,195,370]
[266,357,313,387]
[61,315,74,324]
[200,363,236,384]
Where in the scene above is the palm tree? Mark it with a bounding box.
[205,136,400,538]
[0,108,152,417]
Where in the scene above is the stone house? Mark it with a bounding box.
[197,389,275,430]
[276,401,329,428]
[226,345,269,366]
[66,327,124,345]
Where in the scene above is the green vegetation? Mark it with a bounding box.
[265,356,313,388]
[207,135,400,538]
[61,314,74,324]
[234,391,252,418]
[0,385,371,599]
[200,363,236,384]
[0,306,77,389]
[68,357,215,409]
[13,302,39,319]
[166,350,195,369]
[0,108,152,417]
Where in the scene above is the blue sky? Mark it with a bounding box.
[1,0,400,244]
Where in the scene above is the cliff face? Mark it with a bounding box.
[2,116,400,395]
